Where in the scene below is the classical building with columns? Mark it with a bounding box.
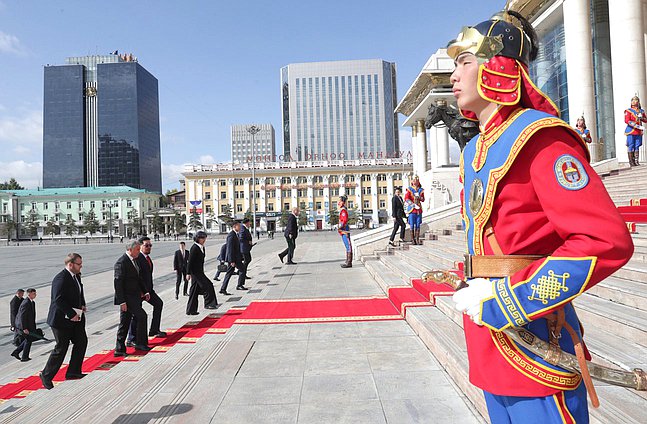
[509,0,647,164]
[182,158,414,233]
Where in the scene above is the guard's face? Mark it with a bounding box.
[337,199,344,208]
[632,98,640,108]
[451,53,489,115]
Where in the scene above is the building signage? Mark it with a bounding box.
[246,150,412,163]
[189,200,202,207]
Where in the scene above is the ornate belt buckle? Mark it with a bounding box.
[463,254,473,279]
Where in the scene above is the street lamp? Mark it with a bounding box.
[107,201,115,243]
[247,125,261,234]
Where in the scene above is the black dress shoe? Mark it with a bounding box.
[245,276,252,280]
[126,341,135,348]
[214,278,221,281]
[134,345,152,351]
[219,290,232,295]
[11,352,21,361]
[204,304,219,309]
[286,261,297,265]
[65,373,87,380]
[114,350,128,357]
[236,286,248,290]
[175,294,178,300]
[183,292,189,296]
[20,357,31,362]
[39,372,54,390]
[149,331,167,338]
[278,254,284,263]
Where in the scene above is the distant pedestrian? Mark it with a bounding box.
[186,231,219,315]
[625,95,647,166]
[9,288,24,332]
[278,208,299,265]
[389,188,406,247]
[39,253,88,389]
[338,195,352,268]
[173,241,190,299]
[405,175,424,245]
[575,116,592,144]
[240,218,255,280]
[12,288,37,363]
[256,228,260,240]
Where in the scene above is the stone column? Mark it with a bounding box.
[414,120,428,176]
[437,126,450,166]
[339,175,347,197]
[411,125,418,175]
[370,173,379,226]
[609,0,647,162]
[243,178,251,214]
[259,177,266,229]
[386,172,394,219]
[563,0,599,161]
[275,179,282,212]
[291,177,298,209]
[227,178,235,215]
[323,175,331,229]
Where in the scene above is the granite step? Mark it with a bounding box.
[589,276,647,313]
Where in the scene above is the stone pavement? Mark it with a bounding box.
[0,232,483,423]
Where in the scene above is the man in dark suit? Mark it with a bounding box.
[12,288,37,363]
[173,241,189,299]
[220,221,247,295]
[278,207,299,265]
[389,188,407,247]
[186,231,218,315]
[113,241,151,357]
[239,218,254,280]
[213,242,227,281]
[39,253,89,390]
[127,236,166,347]
[9,288,24,332]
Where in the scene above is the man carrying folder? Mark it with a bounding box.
[40,253,88,390]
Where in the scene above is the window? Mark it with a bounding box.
[313,176,323,183]
[20,203,25,211]
[316,202,322,210]
[220,180,226,186]
[221,192,227,199]
[331,188,339,196]
[44,202,48,210]
[347,175,355,182]
[393,173,402,180]
[348,201,354,208]
[267,203,274,211]
[203,180,210,187]
[347,188,356,195]
[363,200,370,209]
[281,190,290,197]
[362,187,372,195]
[127,199,133,208]
[297,176,307,184]
[205,192,211,200]
[266,177,275,184]
[267,191,276,198]
[67,214,72,220]
[236,204,243,212]
[361,174,371,182]
[329,175,338,183]
[284,203,290,210]
[316,189,324,196]
[67,202,72,209]
[297,189,306,197]
[281,177,290,185]
[55,201,60,210]
[380,200,386,208]
[221,204,228,213]
[31,202,36,210]
[379,187,388,194]
[206,205,212,213]
[102,213,107,220]
[377,174,387,181]
[43,214,48,221]
[90,201,95,209]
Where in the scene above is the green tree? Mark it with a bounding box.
[327,207,339,226]
[152,212,164,234]
[279,210,290,228]
[0,178,24,190]
[173,212,187,234]
[188,208,203,231]
[127,208,141,236]
[25,210,39,239]
[64,216,77,237]
[244,208,253,222]
[347,205,360,226]
[44,216,60,238]
[298,206,309,228]
[1,216,17,241]
[82,208,100,236]
[219,204,234,227]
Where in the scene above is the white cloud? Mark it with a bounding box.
[0,31,26,55]
[399,128,412,154]
[198,154,215,164]
[161,162,186,192]
[0,160,42,189]
[0,110,43,157]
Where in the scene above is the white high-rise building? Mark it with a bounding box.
[281,59,399,161]
[230,124,275,163]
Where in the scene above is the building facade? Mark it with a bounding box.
[43,52,162,193]
[281,59,399,161]
[0,186,160,240]
[509,0,647,163]
[231,124,276,163]
[183,158,414,233]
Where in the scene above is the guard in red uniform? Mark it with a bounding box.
[574,116,592,144]
[338,195,352,268]
[447,9,633,423]
[404,176,425,245]
[624,96,647,166]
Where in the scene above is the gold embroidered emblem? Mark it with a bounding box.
[495,279,526,326]
[528,270,570,304]
[469,177,484,215]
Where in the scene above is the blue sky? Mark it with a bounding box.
[0,0,496,191]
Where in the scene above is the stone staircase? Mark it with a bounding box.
[600,164,647,206]
[361,228,647,423]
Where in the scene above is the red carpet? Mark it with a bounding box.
[236,297,402,324]
[412,278,456,304]
[387,287,430,317]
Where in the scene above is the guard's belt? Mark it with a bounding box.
[464,254,545,278]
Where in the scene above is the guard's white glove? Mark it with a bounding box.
[452,278,494,326]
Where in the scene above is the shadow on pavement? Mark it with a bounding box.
[112,403,193,423]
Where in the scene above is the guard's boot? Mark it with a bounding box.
[411,230,418,245]
[629,152,636,167]
[415,229,421,245]
[341,252,352,268]
[635,151,640,166]
[417,229,423,245]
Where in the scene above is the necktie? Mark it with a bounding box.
[146,255,153,270]
[132,259,140,273]
[74,275,82,293]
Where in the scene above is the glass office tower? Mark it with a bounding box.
[281,59,399,161]
[43,53,161,193]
